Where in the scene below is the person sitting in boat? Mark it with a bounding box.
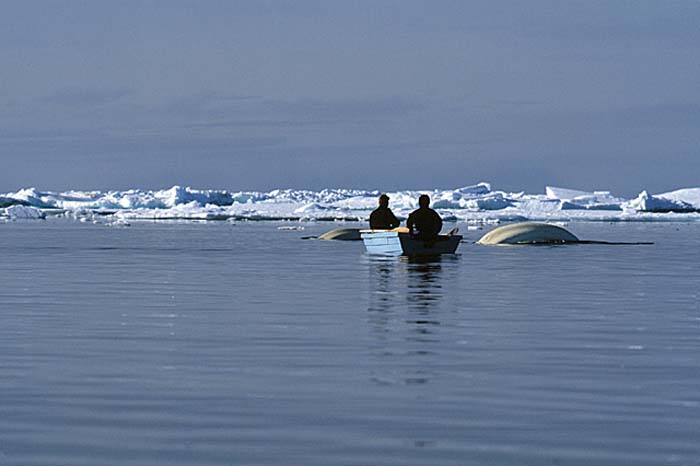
[369,194,400,230]
[407,194,442,239]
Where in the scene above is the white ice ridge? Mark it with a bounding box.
[628,188,700,213]
[2,183,700,222]
[4,205,46,220]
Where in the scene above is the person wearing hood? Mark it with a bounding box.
[369,194,400,230]
[406,194,442,239]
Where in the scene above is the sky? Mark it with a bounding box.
[1,0,699,196]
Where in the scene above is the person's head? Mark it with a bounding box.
[418,194,430,208]
[378,193,390,208]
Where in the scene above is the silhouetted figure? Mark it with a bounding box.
[407,194,442,239]
[369,194,400,230]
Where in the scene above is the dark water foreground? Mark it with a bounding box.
[1,220,699,466]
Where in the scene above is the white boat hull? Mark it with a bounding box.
[360,230,462,256]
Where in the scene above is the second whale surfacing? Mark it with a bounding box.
[477,222,579,245]
[317,228,362,241]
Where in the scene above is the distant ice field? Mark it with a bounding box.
[2,183,700,222]
[1,220,699,466]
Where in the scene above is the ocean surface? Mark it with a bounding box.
[1,219,699,466]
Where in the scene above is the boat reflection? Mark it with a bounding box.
[403,255,443,315]
[367,256,446,316]
[366,255,455,386]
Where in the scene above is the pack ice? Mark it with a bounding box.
[2,183,699,222]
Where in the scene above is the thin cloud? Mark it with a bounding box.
[257,97,426,119]
[146,95,427,132]
[43,88,132,106]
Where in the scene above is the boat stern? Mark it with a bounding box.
[360,230,404,256]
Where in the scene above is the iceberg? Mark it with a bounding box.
[5,188,56,208]
[160,186,235,208]
[0,196,30,208]
[546,186,623,211]
[649,187,700,211]
[463,193,511,211]
[456,182,492,196]
[5,205,46,220]
[628,190,698,213]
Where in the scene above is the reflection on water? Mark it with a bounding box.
[367,256,448,314]
[404,256,443,314]
[366,255,457,386]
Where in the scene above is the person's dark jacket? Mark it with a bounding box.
[406,207,442,238]
[369,207,400,229]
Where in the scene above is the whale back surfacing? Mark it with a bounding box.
[477,222,579,245]
[317,228,362,241]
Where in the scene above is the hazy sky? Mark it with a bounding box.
[1,0,699,195]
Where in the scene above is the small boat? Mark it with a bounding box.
[360,228,462,256]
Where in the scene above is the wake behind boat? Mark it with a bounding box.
[360,228,462,256]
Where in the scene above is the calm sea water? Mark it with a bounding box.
[1,220,699,466]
